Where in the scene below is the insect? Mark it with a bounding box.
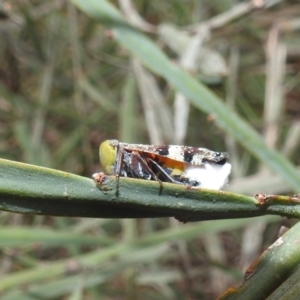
[98,139,231,192]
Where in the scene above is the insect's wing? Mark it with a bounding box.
[129,144,230,165]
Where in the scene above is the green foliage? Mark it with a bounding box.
[1,0,300,299]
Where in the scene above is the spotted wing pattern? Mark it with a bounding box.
[121,143,230,165]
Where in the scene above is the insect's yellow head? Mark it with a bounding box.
[99,140,119,175]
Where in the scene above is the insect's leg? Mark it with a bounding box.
[115,144,126,195]
[148,158,185,185]
[130,154,151,180]
[149,158,190,185]
[176,176,200,189]
[131,152,163,192]
[149,159,200,188]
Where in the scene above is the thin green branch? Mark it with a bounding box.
[0,158,300,221]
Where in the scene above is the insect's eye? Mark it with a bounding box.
[213,152,222,158]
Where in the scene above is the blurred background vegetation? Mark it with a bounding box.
[1,0,300,299]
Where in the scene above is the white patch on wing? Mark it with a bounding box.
[167,146,184,161]
[185,162,231,190]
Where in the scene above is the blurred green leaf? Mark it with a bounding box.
[0,227,114,247]
[219,221,300,300]
[0,216,278,297]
